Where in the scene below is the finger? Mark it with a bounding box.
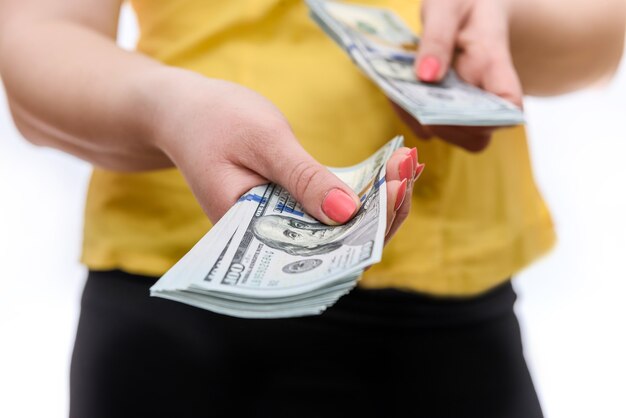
[386,146,416,183]
[385,149,423,242]
[385,178,408,237]
[219,171,269,217]
[455,42,523,109]
[177,153,269,223]
[415,0,466,82]
[386,161,424,242]
[246,132,360,226]
[427,125,494,152]
[456,0,524,109]
[480,47,524,108]
[385,176,415,243]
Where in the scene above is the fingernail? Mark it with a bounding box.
[394,179,408,211]
[322,189,357,224]
[399,154,413,182]
[413,163,426,181]
[418,56,440,82]
[407,148,417,170]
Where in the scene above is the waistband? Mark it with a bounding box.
[87,269,516,329]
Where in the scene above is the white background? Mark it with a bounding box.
[1,6,625,418]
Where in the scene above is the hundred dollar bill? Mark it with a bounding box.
[306,0,524,126]
[150,136,404,318]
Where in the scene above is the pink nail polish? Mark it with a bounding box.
[413,163,426,181]
[394,179,408,211]
[407,148,418,170]
[418,56,440,82]
[399,155,413,182]
[322,189,357,224]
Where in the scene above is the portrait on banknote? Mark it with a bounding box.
[251,178,380,257]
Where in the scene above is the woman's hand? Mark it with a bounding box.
[394,0,523,152]
[151,70,418,237]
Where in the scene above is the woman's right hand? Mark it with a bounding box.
[148,69,417,232]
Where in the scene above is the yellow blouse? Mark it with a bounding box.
[81,0,555,295]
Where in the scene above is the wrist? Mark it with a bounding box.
[130,66,204,160]
[136,66,246,166]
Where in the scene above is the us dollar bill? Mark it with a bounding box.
[190,136,402,297]
[150,136,404,318]
[306,0,524,126]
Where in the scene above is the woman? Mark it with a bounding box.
[0,0,623,417]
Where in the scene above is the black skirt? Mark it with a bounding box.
[70,270,543,418]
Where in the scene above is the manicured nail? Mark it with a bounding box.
[407,148,417,170]
[399,154,413,182]
[418,56,440,82]
[413,163,426,181]
[322,189,357,224]
[394,179,408,211]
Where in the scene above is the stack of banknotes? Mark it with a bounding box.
[306,0,524,126]
[151,136,404,318]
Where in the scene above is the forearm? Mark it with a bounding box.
[509,0,626,96]
[0,17,177,171]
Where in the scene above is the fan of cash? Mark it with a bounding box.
[151,136,404,318]
[306,0,524,126]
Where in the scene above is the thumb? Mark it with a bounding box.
[254,141,360,226]
[415,1,464,83]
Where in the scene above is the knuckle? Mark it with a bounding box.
[484,49,511,72]
[288,160,325,201]
[231,115,292,166]
[423,35,453,55]
[395,202,411,223]
[258,112,293,137]
[468,38,510,69]
[464,137,491,153]
[396,188,413,218]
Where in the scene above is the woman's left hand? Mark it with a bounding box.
[393,0,523,152]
